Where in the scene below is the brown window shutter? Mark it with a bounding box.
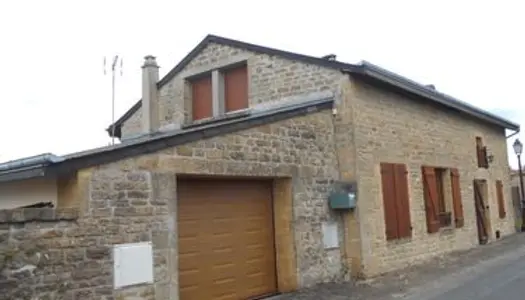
[422,166,440,233]
[380,163,399,240]
[394,164,412,238]
[224,65,249,112]
[475,137,489,168]
[191,75,213,121]
[496,180,506,218]
[475,137,483,168]
[450,168,464,228]
[476,146,483,168]
[481,147,489,168]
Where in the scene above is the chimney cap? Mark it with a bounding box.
[142,55,159,68]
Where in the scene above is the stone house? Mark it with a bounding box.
[0,34,520,300]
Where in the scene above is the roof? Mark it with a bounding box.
[0,94,334,183]
[106,34,520,137]
[0,153,64,182]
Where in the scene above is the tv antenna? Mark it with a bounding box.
[104,55,123,145]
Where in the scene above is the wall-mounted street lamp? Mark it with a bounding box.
[512,138,525,232]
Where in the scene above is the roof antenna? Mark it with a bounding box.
[104,55,124,145]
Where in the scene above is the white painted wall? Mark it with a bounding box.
[0,178,57,209]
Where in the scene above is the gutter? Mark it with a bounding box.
[51,96,336,174]
[506,129,520,139]
[0,153,64,183]
[0,94,335,184]
[345,62,520,131]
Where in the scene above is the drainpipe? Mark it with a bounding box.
[506,129,520,139]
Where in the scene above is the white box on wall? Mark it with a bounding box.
[113,241,154,289]
[322,221,339,249]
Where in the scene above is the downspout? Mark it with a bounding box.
[329,79,352,279]
[335,69,365,279]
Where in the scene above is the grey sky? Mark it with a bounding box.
[1,1,524,167]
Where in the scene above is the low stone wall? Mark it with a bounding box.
[0,207,80,300]
[0,170,176,300]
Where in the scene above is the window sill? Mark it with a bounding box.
[183,108,252,130]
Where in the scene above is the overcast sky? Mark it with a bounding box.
[1,1,524,167]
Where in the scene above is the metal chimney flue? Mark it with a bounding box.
[142,55,160,134]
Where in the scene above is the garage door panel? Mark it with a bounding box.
[178,212,206,221]
[179,286,201,299]
[244,249,270,261]
[179,271,202,287]
[245,238,273,248]
[178,227,202,239]
[211,290,237,300]
[209,221,236,233]
[244,219,269,229]
[177,178,277,300]
[178,247,201,258]
[180,253,211,268]
[209,253,238,267]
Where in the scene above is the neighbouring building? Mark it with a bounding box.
[0,34,520,300]
[510,169,523,230]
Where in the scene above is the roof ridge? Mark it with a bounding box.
[106,34,519,138]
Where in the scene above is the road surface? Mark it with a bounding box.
[280,234,525,300]
[402,241,525,300]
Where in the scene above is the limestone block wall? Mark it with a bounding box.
[350,79,516,276]
[0,171,175,300]
[106,111,348,288]
[0,111,352,299]
[0,208,80,299]
[121,42,346,139]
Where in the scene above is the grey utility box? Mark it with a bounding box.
[328,181,358,210]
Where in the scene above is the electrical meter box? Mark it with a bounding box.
[328,181,357,210]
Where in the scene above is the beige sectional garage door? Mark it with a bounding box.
[177,178,277,300]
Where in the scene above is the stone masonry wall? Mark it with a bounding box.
[121,42,346,138]
[104,111,347,289]
[0,208,80,300]
[0,171,176,300]
[350,79,516,276]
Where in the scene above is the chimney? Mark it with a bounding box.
[142,55,160,134]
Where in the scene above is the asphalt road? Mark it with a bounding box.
[279,234,525,300]
[403,243,525,300]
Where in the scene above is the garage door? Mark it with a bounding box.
[177,178,277,300]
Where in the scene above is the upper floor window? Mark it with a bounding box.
[188,63,248,122]
[190,75,213,121]
[224,64,248,113]
[476,136,489,168]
